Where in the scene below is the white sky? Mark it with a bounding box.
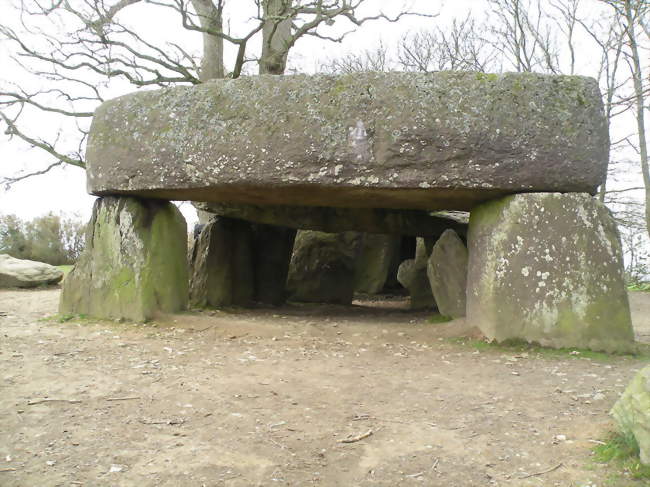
[0,0,646,227]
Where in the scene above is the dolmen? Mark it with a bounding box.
[61,71,634,353]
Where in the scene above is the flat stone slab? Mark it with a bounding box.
[86,72,607,211]
[0,254,63,288]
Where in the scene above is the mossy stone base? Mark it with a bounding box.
[60,197,188,321]
[611,366,650,465]
[467,193,634,353]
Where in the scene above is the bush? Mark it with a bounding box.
[0,212,85,265]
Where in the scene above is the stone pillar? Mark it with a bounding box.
[250,223,296,306]
[189,217,254,308]
[60,196,188,321]
[287,231,359,304]
[353,233,401,295]
[467,193,634,353]
[397,237,437,309]
[427,229,468,318]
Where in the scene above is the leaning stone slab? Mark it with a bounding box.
[611,366,650,465]
[427,229,468,318]
[397,238,437,310]
[87,72,607,211]
[287,231,358,304]
[60,197,188,321]
[0,254,63,288]
[467,193,634,353]
[353,233,401,294]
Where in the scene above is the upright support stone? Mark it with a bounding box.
[467,193,635,353]
[611,366,650,465]
[427,229,468,318]
[189,217,254,308]
[397,238,437,310]
[353,233,401,294]
[60,196,188,321]
[287,231,358,304]
[250,223,296,306]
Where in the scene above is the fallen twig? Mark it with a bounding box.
[0,468,17,472]
[518,463,563,479]
[339,429,373,444]
[106,397,140,402]
[27,398,82,405]
[588,439,607,445]
[139,418,185,425]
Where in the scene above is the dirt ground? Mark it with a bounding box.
[1,289,650,487]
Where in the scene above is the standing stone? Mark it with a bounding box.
[250,223,296,306]
[427,229,468,318]
[60,197,188,321]
[287,231,358,304]
[189,217,254,308]
[0,254,63,288]
[353,234,401,294]
[611,366,650,465]
[397,238,437,310]
[467,193,634,353]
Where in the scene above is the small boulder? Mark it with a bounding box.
[611,366,650,465]
[287,231,358,304]
[397,238,436,310]
[427,229,468,318]
[0,254,63,288]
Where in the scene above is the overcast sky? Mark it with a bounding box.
[0,0,645,226]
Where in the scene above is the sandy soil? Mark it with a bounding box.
[1,289,650,487]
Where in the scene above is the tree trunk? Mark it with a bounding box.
[624,0,650,237]
[260,0,292,75]
[191,0,225,80]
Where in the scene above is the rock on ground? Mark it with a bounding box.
[0,254,63,288]
[611,365,650,465]
[287,231,358,304]
[397,238,437,310]
[467,192,634,353]
[60,197,188,321]
[86,72,607,211]
[427,229,468,318]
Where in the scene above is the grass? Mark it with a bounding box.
[628,282,650,292]
[56,265,74,279]
[428,314,453,324]
[448,337,650,362]
[594,431,650,482]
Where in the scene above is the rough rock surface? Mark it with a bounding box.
[0,254,63,288]
[87,72,607,211]
[250,223,296,306]
[353,234,401,294]
[189,217,254,308]
[199,203,469,237]
[287,231,358,304]
[467,193,634,353]
[397,238,437,310]
[611,366,650,465]
[60,197,188,321]
[427,230,468,318]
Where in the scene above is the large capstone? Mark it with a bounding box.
[60,197,188,321]
[611,366,650,465]
[189,217,255,308]
[0,254,63,288]
[397,238,437,310]
[287,231,358,304]
[86,72,607,211]
[467,193,634,353]
[427,229,468,318]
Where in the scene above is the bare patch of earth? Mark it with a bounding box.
[1,289,649,486]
